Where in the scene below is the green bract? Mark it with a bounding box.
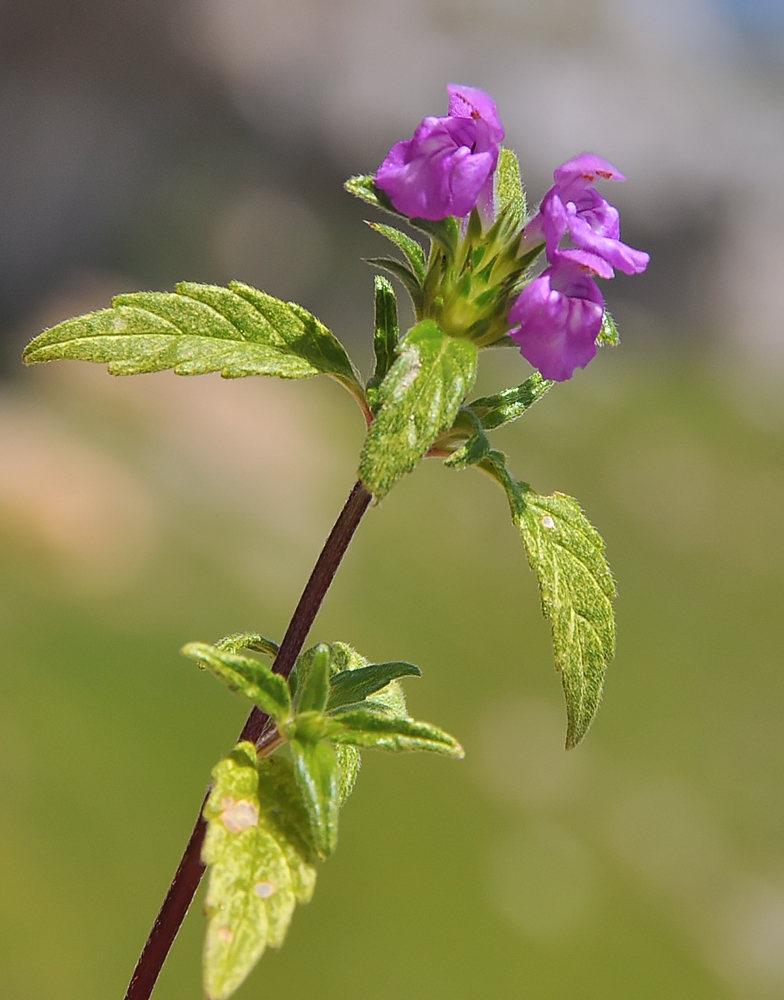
[359,320,478,498]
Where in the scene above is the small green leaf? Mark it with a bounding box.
[597,309,620,347]
[335,744,361,804]
[359,320,478,498]
[294,641,409,719]
[202,743,316,1000]
[478,451,615,748]
[23,280,365,406]
[443,430,491,469]
[215,633,280,659]
[364,257,424,313]
[468,372,553,430]
[326,661,421,711]
[296,644,331,714]
[344,174,399,213]
[368,222,426,284]
[344,176,459,255]
[368,276,399,402]
[495,148,526,232]
[326,710,464,758]
[182,642,291,723]
[290,740,341,859]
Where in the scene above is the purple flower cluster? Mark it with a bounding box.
[374,86,649,381]
[509,154,649,380]
[375,84,504,221]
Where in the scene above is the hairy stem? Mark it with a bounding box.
[124,480,373,1000]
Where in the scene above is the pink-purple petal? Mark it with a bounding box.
[508,258,605,382]
[375,85,504,221]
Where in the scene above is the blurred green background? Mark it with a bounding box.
[3,345,784,1000]
[3,1,784,998]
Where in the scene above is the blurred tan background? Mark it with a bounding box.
[2,1,784,998]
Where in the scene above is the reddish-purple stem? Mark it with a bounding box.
[124,480,373,1000]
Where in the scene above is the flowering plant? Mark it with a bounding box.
[23,84,647,1000]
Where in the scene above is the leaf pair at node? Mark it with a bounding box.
[182,637,463,999]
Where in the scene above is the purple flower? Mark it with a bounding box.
[375,84,504,221]
[507,253,607,382]
[525,153,649,276]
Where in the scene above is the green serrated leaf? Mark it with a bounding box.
[597,309,620,347]
[202,743,316,1000]
[215,633,280,659]
[495,148,526,231]
[327,661,421,711]
[478,451,615,748]
[468,373,553,431]
[290,740,341,859]
[359,321,477,498]
[369,276,399,399]
[182,642,291,724]
[326,710,464,758]
[364,257,424,313]
[368,222,426,284]
[296,644,331,715]
[22,281,365,406]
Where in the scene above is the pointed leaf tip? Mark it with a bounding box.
[478,452,615,747]
[22,281,366,411]
[327,709,464,758]
[202,745,317,999]
[182,642,291,723]
[327,660,422,711]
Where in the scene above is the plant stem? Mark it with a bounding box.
[124,480,373,1000]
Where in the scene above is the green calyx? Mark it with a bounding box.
[421,210,540,347]
[348,148,543,348]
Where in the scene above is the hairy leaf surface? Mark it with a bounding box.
[182,642,291,723]
[295,644,331,715]
[23,280,364,401]
[468,372,553,430]
[290,739,341,858]
[494,148,526,233]
[368,222,427,284]
[369,276,400,399]
[215,633,279,658]
[364,256,424,312]
[598,309,620,346]
[327,661,421,711]
[359,320,477,498]
[326,710,464,757]
[479,451,615,748]
[202,743,316,1000]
